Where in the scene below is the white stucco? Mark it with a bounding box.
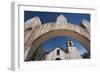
[45,47,69,60]
[68,47,82,59]
[45,46,82,60]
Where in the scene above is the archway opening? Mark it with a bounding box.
[25,29,90,61]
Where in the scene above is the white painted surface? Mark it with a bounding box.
[68,47,82,59]
[45,46,82,60]
[45,47,69,60]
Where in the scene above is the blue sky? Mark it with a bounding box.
[41,36,87,55]
[24,11,90,25]
[24,11,90,55]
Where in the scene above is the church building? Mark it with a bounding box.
[30,40,82,61]
[45,40,82,60]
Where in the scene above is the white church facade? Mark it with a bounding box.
[45,41,82,60]
[45,47,69,60]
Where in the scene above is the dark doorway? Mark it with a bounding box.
[55,58,61,60]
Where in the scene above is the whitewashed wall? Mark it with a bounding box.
[68,47,82,59]
[45,47,69,60]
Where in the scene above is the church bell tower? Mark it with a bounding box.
[67,40,82,59]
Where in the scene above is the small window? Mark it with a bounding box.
[57,50,60,55]
[69,41,72,46]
